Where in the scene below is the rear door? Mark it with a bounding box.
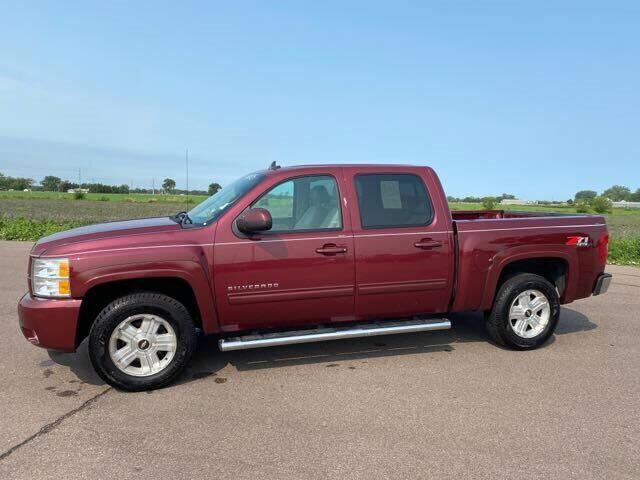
[213,169,356,332]
[344,167,454,319]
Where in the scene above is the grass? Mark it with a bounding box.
[0,198,184,224]
[608,237,640,266]
[0,194,638,265]
[0,217,85,241]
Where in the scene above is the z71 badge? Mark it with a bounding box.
[566,236,590,247]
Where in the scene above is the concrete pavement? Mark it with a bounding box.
[0,241,638,479]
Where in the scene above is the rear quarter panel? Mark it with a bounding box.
[452,215,607,312]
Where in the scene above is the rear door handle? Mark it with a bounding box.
[414,239,443,249]
[316,244,348,255]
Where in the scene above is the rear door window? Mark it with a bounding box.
[355,174,433,229]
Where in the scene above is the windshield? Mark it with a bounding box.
[187,172,265,225]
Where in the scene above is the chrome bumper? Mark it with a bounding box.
[593,273,612,296]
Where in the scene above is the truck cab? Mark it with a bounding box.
[209,164,454,331]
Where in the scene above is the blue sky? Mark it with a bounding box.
[1,1,638,199]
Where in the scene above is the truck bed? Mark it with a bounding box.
[449,209,608,313]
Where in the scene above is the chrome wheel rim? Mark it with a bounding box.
[108,314,177,377]
[508,289,551,339]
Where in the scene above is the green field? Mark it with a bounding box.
[0,190,208,204]
[0,193,638,265]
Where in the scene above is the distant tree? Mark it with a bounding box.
[602,185,631,201]
[208,182,222,195]
[575,201,591,213]
[574,190,597,202]
[482,197,497,209]
[499,193,516,200]
[10,177,34,190]
[59,180,78,192]
[566,199,574,205]
[0,173,31,190]
[630,189,640,202]
[41,175,62,192]
[162,178,176,193]
[592,196,613,213]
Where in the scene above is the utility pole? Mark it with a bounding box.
[78,168,82,187]
[152,177,155,195]
[185,148,189,209]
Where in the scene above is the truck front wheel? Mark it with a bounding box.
[88,292,197,391]
[486,273,560,349]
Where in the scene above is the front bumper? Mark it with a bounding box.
[593,273,612,296]
[18,293,82,352]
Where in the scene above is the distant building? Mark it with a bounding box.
[67,188,90,194]
[500,199,538,206]
[613,200,640,209]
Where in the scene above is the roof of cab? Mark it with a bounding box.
[262,164,432,175]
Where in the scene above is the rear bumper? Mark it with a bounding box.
[18,293,82,352]
[593,273,612,296]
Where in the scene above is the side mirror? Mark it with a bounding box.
[236,208,272,234]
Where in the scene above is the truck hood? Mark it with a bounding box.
[31,217,183,256]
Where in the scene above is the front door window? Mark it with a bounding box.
[253,175,342,232]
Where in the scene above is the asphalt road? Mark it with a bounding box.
[0,240,638,479]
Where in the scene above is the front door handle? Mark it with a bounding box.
[316,244,348,255]
[414,239,443,249]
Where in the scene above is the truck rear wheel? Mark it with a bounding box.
[88,292,197,391]
[486,273,560,349]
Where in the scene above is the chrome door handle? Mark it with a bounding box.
[316,244,348,255]
[414,239,443,249]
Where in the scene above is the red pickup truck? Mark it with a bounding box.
[19,164,611,391]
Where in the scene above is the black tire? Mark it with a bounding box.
[486,273,560,350]
[88,292,197,391]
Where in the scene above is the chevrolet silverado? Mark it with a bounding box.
[18,164,612,390]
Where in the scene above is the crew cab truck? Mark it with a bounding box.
[18,164,612,391]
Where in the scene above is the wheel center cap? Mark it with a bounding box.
[138,339,151,350]
[525,310,532,318]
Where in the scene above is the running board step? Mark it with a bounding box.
[218,318,451,352]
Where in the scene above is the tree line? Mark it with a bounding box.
[0,173,34,191]
[575,185,640,203]
[0,173,222,196]
[571,185,640,213]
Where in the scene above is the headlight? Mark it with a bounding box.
[31,258,70,298]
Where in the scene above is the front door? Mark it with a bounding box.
[213,171,355,332]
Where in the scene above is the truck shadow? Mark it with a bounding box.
[47,307,597,388]
[181,306,597,385]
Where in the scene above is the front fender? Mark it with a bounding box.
[72,259,219,334]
